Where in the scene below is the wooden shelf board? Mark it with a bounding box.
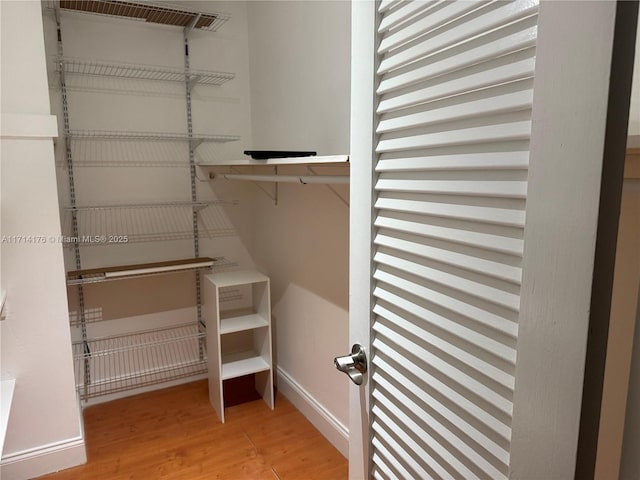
[220,313,269,335]
[198,154,349,167]
[221,352,270,380]
[68,257,215,282]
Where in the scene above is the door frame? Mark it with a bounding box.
[348,1,377,478]
[348,1,632,478]
[576,1,639,477]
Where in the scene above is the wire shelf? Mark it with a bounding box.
[210,257,240,274]
[57,1,231,32]
[62,201,238,245]
[68,129,240,143]
[57,57,235,86]
[69,307,104,327]
[73,322,206,400]
[56,132,235,167]
[62,137,190,167]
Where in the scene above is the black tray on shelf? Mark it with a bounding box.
[243,150,317,160]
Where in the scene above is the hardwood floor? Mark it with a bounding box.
[38,380,348,480]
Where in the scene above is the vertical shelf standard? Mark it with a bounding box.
[204,270,274,423]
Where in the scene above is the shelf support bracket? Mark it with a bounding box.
[187,74,202,93]
[307,166,349,207]
[226,166,278,204]
[191,138,204,150]
[184,13,201,38]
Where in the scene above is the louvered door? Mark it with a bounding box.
[348,1,622,479]
[372,2,535,478]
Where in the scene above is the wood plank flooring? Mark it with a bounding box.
[38,380,348,480]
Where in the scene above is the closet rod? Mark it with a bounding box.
[221,173,349,185]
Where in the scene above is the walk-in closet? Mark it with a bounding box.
[0,1,350,477]
[42,0,350,425]
[3,1,639,479]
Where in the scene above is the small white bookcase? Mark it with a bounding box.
[203,270,274,423]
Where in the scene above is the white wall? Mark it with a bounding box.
[246,0,351,455]
[245,1,350,155]
[0,1,86,478]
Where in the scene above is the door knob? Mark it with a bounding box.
[334,344,367,385]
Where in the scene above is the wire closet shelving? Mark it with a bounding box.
[62,201,238,246]
[58,57,235,86]
[59,131,237,168]
[55,0,231,32]
[73,323,206,400]
[53,0,242,401]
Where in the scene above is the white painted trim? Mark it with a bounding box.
[0,114,58,139]
[276,367,348,458]
[0,434,86,480]
[509,2,618,478]
[348,1,376,478]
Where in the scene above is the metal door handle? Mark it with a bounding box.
[334,344,367,385]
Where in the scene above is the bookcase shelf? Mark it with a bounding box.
[204,270,274,422]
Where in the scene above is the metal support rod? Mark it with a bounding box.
[184,13,201,38]
[56,8,91,398]
[184,29,205,361]
[220,173,350,184]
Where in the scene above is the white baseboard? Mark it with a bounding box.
[276,367,348,457]
[0,435,86,480]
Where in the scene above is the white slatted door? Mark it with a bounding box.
[348,1,620,479]
[373,2,534,478]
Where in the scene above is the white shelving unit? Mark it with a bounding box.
[203,270,274,423]
[53,0,239,401]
